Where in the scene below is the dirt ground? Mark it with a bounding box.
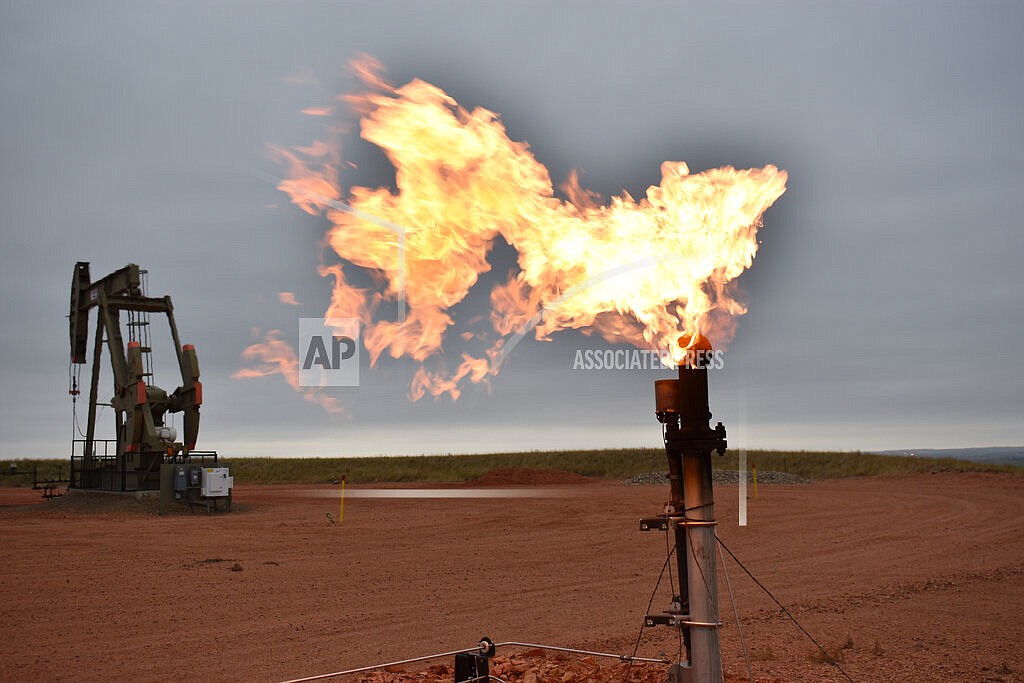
[0,470,1021,682]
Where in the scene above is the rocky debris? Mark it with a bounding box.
[624,470,811,485]
[713,469,811,485]
[623,471,670,485]
[342,651,770,682]
[346,652,673,682]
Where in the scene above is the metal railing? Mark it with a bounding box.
[70,439,118,490]
[70,441,219,491]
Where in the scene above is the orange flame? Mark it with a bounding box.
[247,56,787,406]
[232,329,345,414]
[277,291,302,306]
[300,106,333,117]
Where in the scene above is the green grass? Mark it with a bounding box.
[223,449,668,485]
[3,448,1017,487]
[0,460,72,488]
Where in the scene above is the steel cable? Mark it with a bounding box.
[621,540,675,682]
[716,535,856,683]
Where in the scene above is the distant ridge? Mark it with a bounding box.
[873,446,1024,467]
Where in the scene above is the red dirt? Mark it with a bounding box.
[0,472,1022,682]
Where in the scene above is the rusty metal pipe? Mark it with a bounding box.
[657,333,726,682]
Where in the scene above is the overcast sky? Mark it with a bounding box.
[2,1,1022,459]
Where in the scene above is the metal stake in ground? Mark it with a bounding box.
[653,333,727,682]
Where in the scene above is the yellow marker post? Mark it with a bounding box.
[340,474,346,525]
[752,463,758,498]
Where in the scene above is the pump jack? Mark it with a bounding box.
[69,262,212,491]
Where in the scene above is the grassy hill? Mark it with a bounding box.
[2,448,1018,487]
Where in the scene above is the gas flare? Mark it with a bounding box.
[233,329,345,414]
[277,292,302,307]
[247,56,787,405]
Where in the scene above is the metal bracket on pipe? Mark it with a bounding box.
[644,612,690,628]
[639,516,670,531]
[645,613,722,629]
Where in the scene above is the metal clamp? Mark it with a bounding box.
[644,612,690,628]
[645,613,722,630]
[674,518,717,528]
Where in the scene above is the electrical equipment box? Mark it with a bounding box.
[173,465,188,492]
[200,467,233,497]
[159,461,233,514]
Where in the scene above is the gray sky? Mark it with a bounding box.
[2,1,1022,459]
